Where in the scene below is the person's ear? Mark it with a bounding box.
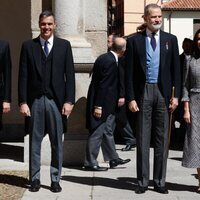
[143,16,147,23]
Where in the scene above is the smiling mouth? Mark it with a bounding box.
[43,30,51,33]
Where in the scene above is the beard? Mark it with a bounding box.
[151,23,162,31]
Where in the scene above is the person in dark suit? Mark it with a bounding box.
[173,38,193,147]
[108,34,137,151]
[18,11,75,193]
[125,4,180,194]
[0,40,12,129]
[117,55,137,151]
[84,37,130,171]
[180,38,193,68]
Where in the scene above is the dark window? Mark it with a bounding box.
[193,19,200,35]
[108,0,124,36]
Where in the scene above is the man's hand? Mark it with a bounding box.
[3,102,10,113]
[20,103,31,116]
[118,98,125,107]
[169,97,178,113]
[128,100,139,112]
[93,107,102,118]
[62,103,74,117]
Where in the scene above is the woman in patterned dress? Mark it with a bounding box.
[182,28,200,193]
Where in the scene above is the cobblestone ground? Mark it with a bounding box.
[0,170,29,200]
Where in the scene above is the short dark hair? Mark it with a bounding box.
[183,38,193,44]
[39,10,55,22]
[192,28,200,59]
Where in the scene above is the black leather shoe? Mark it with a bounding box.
[84,165,108,171]
[154,186,168,194]
[50,182,62,193]
[135,186,148,194]
[109,158,131,168]
[29,179,40,192]
[121,144,136,151]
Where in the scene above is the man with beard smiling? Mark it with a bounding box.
[18,10,75,193]
[125,4,180,194]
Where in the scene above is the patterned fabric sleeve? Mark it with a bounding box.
[181,56,191,102]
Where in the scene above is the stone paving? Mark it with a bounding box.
[0,143,200,200]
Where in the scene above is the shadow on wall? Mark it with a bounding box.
[63,97,89,166]
[67,96,88,135]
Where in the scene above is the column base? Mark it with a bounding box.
[24,134,104,166]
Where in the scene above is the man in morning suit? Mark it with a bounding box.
[84,37,130,171]
[18,11,75,192]
[125,4,180,194]
[108,34,137,151]
[0,40,12,129]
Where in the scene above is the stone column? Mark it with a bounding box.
[51,0,95,166]
[31,0,42,38]
[53,0,94,63]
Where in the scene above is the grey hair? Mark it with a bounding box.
[112,38,126,52]
[144,4,161,17]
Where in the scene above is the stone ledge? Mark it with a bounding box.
[74,63,93,73]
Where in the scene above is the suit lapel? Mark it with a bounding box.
[32,37,43,77]
[160,30,167,71]
[138,32,146,74]
[137,31,168,78]
[108,51,117,64]
[52,37,59,77]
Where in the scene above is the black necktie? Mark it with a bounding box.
[151,32,156,51]
[44,40,49,56]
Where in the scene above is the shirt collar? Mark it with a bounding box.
[40,35,54,45]
[110,50,118,63]
[146,28,160,37]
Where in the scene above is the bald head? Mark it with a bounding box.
[111,37,127,57]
